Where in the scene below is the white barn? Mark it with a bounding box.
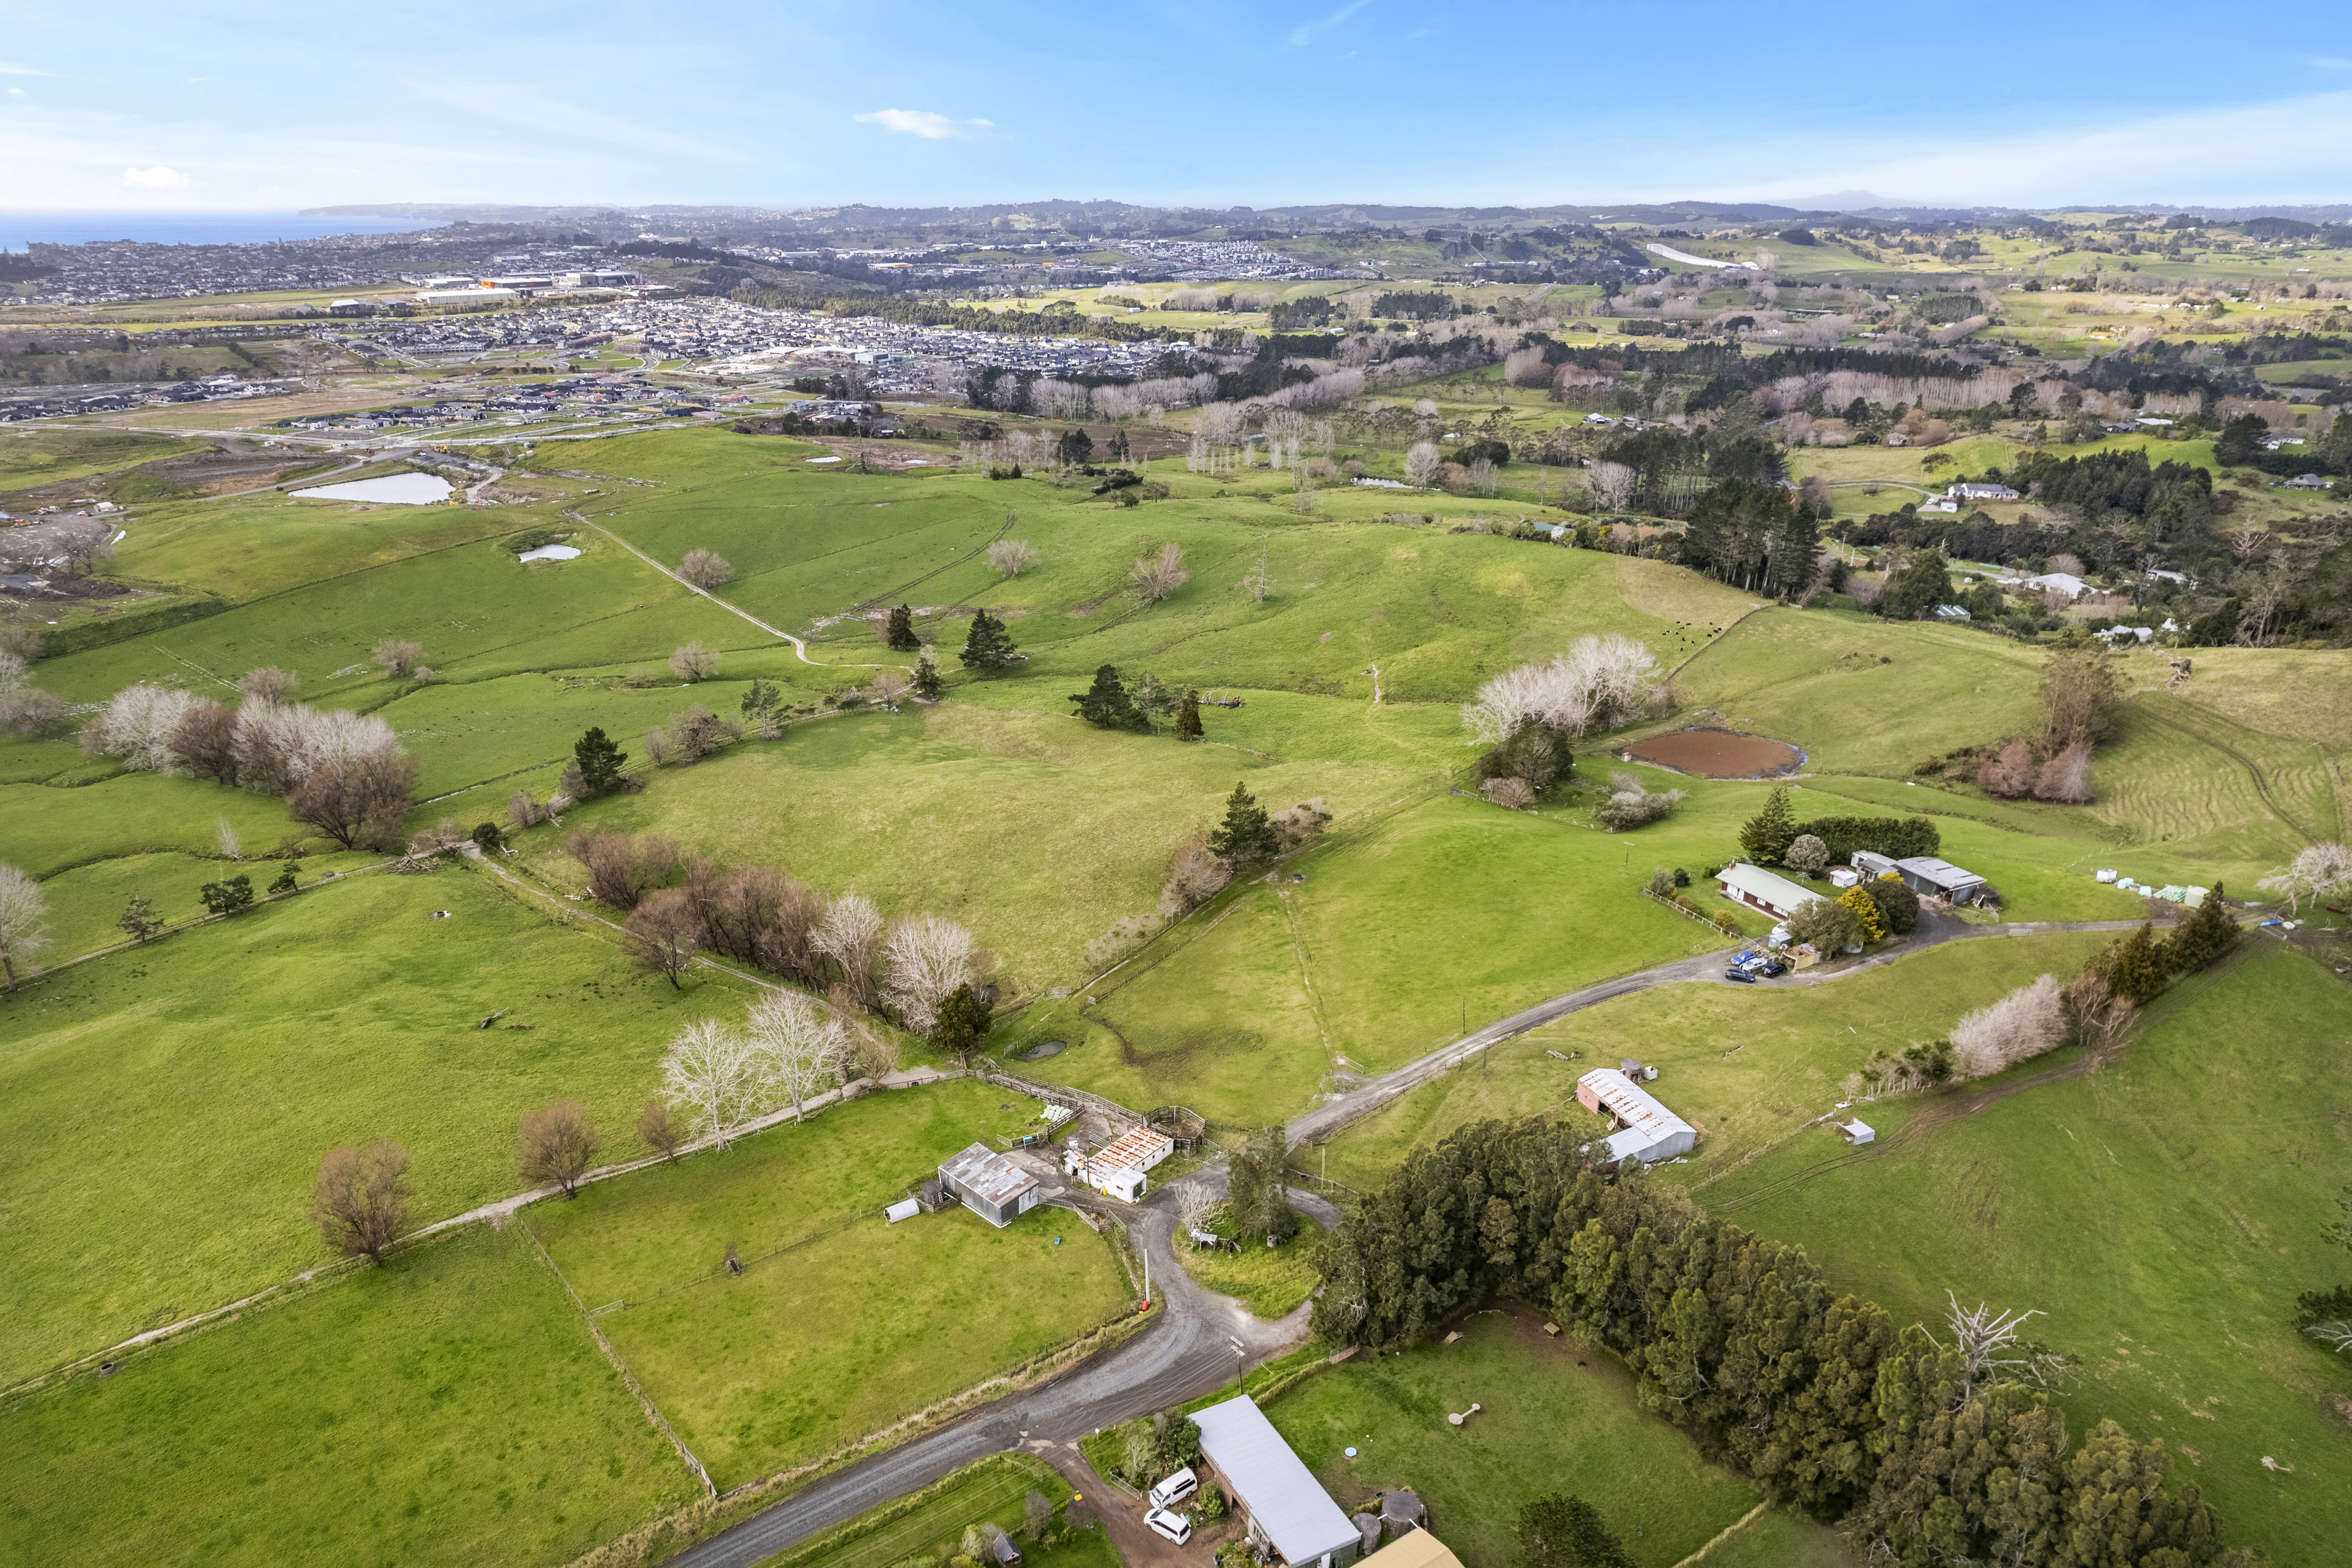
[1575,1068,1697,1165]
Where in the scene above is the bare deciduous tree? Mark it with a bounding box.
[638,1097,683,1161]
[660,1018,764,1149]
[1242,544,1272,603]
[987,539,1040,577]
[2257,840,2352,915]
[626,887,701,988]
[568,831,682,909]
[508,789,547,830]
[2059,968,2134,1052]
[1977,738,2036,798]
[815,892,886,1006]
[2033,739,2095,803]
[669,642,720,683]
[1159,827,1233,917]
[312,1137,411,1264]
[1459,636,1662,745]
[287,750,419,851]
[517,1098,597,1197]
[883,914,975,1035]
[1481,776,1536,809]
[1949,974,2066,1078]
[0,686,68,735]
[81,683,203,772]
[237,666,299,705]
[746,990,848,1122]
[1922,1291,2077,1402]
[1587,460,1638,511]
[679,548,733,587]
[1404,441,1441,487]
[1128,541,1189,605]
[169,700,241,784]
[0,862,52,991]
[372,639,424,677]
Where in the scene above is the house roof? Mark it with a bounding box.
[1090,1124,1174,1173]
[1895,856,1985,891]
[1578,1069,1693,1156]
[938,1143,1037,1210]
[1716,862,1818,912]
[1361,1531,1462,1568]
[1191,1396,1358,1565]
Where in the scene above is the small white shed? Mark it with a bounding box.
[1841,1120,1875,1145]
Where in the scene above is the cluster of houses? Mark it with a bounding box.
[1715,850,1994,931]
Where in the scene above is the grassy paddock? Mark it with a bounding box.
[1170,1207,1324,1318]
[0,1223,691,1568]
[528,1079,1129,1488]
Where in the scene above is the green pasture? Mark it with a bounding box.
[0,861,758,1383]
[27,846,377,960]
[1712,941,2352,1566]
[0,425,211,492]
[1263,1309,1780,1568]
[111,487,533,601]
[0,1224,691,1568]
[1310,928,2117,1192]
[766,1454,1113,1568]
[528,1079,1128,1488]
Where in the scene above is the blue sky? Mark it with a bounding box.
[6,1,2352,212]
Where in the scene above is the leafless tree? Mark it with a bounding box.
[1024,1490,1053,1540]
[233,701,400,796]
[883,914,975,1034]
[1128,541,1190,605]
[1159,827,1233,917]
[82,683,203,772]
[1921,1291,2076,1402]
[2238,565,2294,647]
[237,666,299,705]
[670,641,720,683]
[660,1018,765,1148]
[508,789,546,830]
[1587,460,1638,511]
[169,700,241,784]
[0,686,68,735]
[2257,840,2352,915]
[407,816,466,858]
[287,750,418,851]
[1481,776,1536,809]
[2223,521,2269,562]
[663,703,736,760]
[627,887,701,988]
[637,1097,683,1161]
[871,670,910,705]
[1404,441,1441,487]
[2059,967,2135,1052]
[2033,739,2095,802]
[1460,635,1662,745]
[1467,457,1500,498]
[517,1098,597,1197]
[815,891,886,1005]
[679,548,733,587]
[745,990,848,1122]
[988,539,1040,577]
[371,639,424,677]
[1977,738,2036,798]
[0,862,51,990]
[1243,544,1272,602]
[1950,974,2066,1078]
[312,1137,412,1264]
[2304,1319,2352,1355]
[568,831,681,910]
[215,817,243,860]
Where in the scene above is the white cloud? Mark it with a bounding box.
[1289,0,1373,48]
[0,62,47,77]
[6,88,24,98]
[120,165,190,189]
[854,109,992,140]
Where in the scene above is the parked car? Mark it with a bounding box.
[1724,966,1757,984]
[1146,1508,1193,1545]
[1751,958,1789,978]
[1150,1468,1198,1509]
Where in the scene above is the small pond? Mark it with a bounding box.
[1620,727,1807,779]
[1020,1040,1068,1061]
[518,544,582,562]
[291,472,456,505]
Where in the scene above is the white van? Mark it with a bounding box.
[1149,1467,1198,1509]
[1145,1508,1193,1546]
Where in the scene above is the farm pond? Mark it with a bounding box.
[1620,728,1806,779]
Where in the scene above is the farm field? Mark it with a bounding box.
[1707,941,2352,1566]
[0,1224,694,1568]
[1170,1209,1324,1318]
[0,860,761,1384]
[527,1079,1128,1488]
[1262,1309,1839,1568]
[766,1454,1115,1568]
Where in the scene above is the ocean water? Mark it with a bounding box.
[0,212,449,250]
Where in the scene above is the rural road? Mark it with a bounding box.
[668,1174,1337,1568]
[668,907,2167,1568]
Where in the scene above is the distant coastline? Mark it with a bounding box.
[0,212,449,249]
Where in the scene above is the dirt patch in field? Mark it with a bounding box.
[1621,727,1806,779]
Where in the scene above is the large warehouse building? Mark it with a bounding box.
[1191,1394,1361,1567]
[1575,1068,1696,1165]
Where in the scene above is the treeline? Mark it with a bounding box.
[1311,1120,2235,1566]
[1673,477,1815,594]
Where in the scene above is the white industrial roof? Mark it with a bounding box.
[1717,862,1818,912]
[1191,1396,1358,1565]
[938,1143,1037,1209]
[1896,856,1985,890]
[1579,1069,1691,1145]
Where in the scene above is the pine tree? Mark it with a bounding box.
[1208,781,1278,863]
[1738,785,1798,864]
[960,610,1019,674]
[1069,665,1149,731]
[885,604,919,651]
[912,650,941,700]
[1519,1491,1635,1568]
[573,727,628,797]
[932,982,993,1063]
[2163,881,2239,973]
[1174,688,1203,741]
[2107,921,2171,1003]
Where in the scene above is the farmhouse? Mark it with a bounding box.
[1716,862,1819,921]
[1950,482,2021,502]
[1852,851,1989,904]
[1064,1123,1173,1203]
[937,1143,1040,1228]
[1190,1394,1362,1568]
[1576,1068,1697,1164]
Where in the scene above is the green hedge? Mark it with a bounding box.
[40,593,228,657]
[1795,815,1940,861]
